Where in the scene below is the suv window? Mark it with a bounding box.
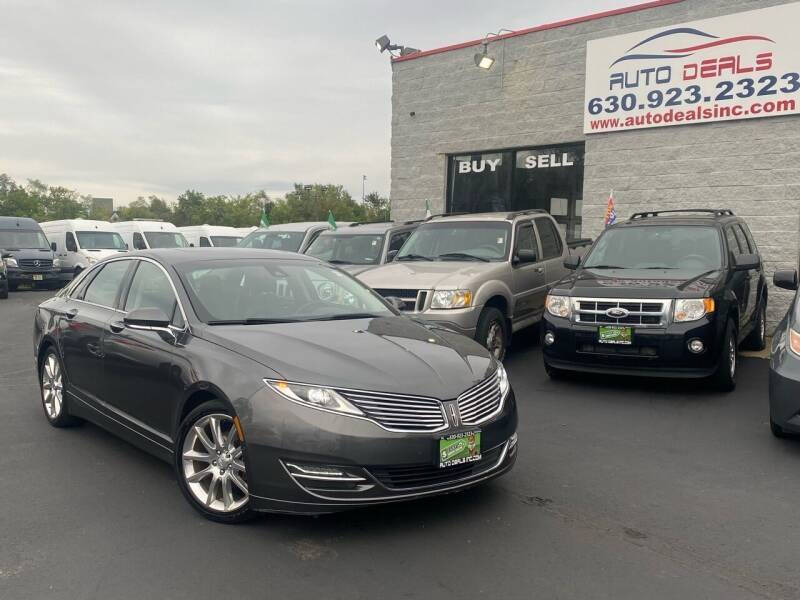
[534,218,562,260]
[734,225,751,253]
[725,227,743,256]
[740,223,758,254]
[515,222,539,260]
[66,232,78,252]
[124,261,181,326]
[200,237,211,247]
[389,231,411,253]
[82,260,131,308]
[133,232,147,250]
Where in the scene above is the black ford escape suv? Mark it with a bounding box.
[542,209,766,391]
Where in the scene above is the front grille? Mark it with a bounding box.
[574,298,669,327]
[578,344,659,357]
[18,258,53,271]
[370,444,504,489]
[373,288,428,312]
[457,373,503,425]
[338,389,446,432]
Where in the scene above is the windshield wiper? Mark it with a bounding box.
[313,313,382,321]
[437,252,489,262]
[327,259,353,265]
[584,265,624,269]
[207,318,301,325]
[396,253,433,261]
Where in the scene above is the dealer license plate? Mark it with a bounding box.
[32,275,43,281]
[598,325,632,345]
[439,430,481,468]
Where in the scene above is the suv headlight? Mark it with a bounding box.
[4,257,18,268]
[265,380,364,416]
[431,289,472,309]
[673,298,714,323]
[545,294,571,318]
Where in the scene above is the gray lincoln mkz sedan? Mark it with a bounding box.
[34,248,517,522]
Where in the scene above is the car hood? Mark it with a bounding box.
[553,267,724,298]
[338,264,381,276]
[358,261,506,290]
[196,316,495,400]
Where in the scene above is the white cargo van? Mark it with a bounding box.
[40,219,128,275]
[111,220,188,250]
[177,225,243,247]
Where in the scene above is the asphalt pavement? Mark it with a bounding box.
[1,290,799,600]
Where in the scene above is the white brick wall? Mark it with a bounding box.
[390,0,800,329]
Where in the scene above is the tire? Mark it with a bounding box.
[8,282,17,292]
[476,306,508,362]
[742,301,767,351]
[39,348,82,427]
[0,284,7,299]
[544,359,567,380]
[770,419,788,439]
[710,320,737,392]
[174,401,255,524]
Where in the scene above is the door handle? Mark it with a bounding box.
[64,308,78,320]
[86,342,102,357]
[109,321,126,334]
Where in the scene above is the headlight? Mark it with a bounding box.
[545,294,571,318]
[496,363,509,398]
[789,329,800,357]
[86,256,99,264]
[265,380,364,416]
[673,298,714,322]
[53,258,61,268]
[4,257,18,268]
[431,289,472,309]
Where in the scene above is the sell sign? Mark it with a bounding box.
[584,3,800,133]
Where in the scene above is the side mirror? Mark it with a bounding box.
[124,307,172,330]
[385,296,406,311]
[124,243,129,250]
[189,243,195,248]
[774,269,798,291]
[1,252,11,259]
[50,242,57,252]
[513,249,538,265]
[387,249,399,262]
[734,253,760,271]
[564,254,581,270]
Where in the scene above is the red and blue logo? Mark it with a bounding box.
[610,27,774,67]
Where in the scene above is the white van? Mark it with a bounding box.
[176,225,243,248]
[40,219,128,275]
[111,220,189,251]
[236,226,258,237]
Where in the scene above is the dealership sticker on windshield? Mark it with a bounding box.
[598,326,632,345]
[439,430,481,468]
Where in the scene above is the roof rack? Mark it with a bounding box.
[629,209,735,220]
[403,219,426,225]
[505,209,547,219]
[424,212,471,221]
[347,220,393,227]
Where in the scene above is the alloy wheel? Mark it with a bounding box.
[182,413,248,513]
[41,354,63,420]
[486,320,505,360]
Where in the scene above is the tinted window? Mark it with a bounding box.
[584,226,722,271]
[389,231,411,253]
[448,151,512,214]
[240,231,305,251]
[740,223,758,254]
[199,237,211,247]
[66,232,78,252]
[534,218,562,260]
[515,223,538,260]
[397,221,511,262]
[82,261,131,308]
[734,225,751,253]
[133,232,147,250]
[306,234,385,265]
[0,229,50,250]
[725,228,742,256]
[124,261,178,323]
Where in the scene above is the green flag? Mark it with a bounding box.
[327,210,337,231]
[425,200,431,219]
[260,207,269,228]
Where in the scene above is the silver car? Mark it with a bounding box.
[359,211,589,360]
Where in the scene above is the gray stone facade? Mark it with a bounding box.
[389,0,800,328]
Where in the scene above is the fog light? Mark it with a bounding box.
[688,339,704,354]
[508,432,518,449]
[544,332,555,345]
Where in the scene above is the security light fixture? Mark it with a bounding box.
[375,35,394,53]
[474,44,495,69]
[375,34,419,58]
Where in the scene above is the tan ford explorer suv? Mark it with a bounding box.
[358,210,590,360]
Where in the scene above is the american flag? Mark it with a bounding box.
[604,191,617,227]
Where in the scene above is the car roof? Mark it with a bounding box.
[318,222,397,235]
[253,222,329,233]
[0,216,41,229]
[133,247,324,265]
[425,211,547,223]
[616,216,739,228]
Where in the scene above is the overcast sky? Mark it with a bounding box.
[0,0,633,205]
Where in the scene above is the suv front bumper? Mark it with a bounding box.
[411,305,484,338]
[542,313,725,377]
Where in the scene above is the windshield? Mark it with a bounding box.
[144,231,189,248]
[210,236,242,247]
[0,230,50,250]
[179,260,394,323]
[77,231,126,250]
[583,226,723,271]
[239,231,306,252]
[396,221,510,262]
[305,234,385,265]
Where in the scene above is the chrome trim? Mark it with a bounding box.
[571,297,672,328]
[285,463,367,482]
[456,369,507,426]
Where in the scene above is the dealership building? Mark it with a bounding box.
[388,0,800,327]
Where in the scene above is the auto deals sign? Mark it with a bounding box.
[584,3,800,133]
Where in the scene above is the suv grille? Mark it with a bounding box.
[369,443,505,489]
[18,258,53,271]
[457,373,503,425]
[338,389,446,432]
[573,298,670,327]
[373,288,428,312]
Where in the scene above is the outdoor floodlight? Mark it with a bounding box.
[474,44,495,69]
[375,35,392,53]
[375,34,419,58]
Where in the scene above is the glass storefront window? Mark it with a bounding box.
[447,143,585,241]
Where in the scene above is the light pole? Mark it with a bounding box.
[362,175,367,203]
